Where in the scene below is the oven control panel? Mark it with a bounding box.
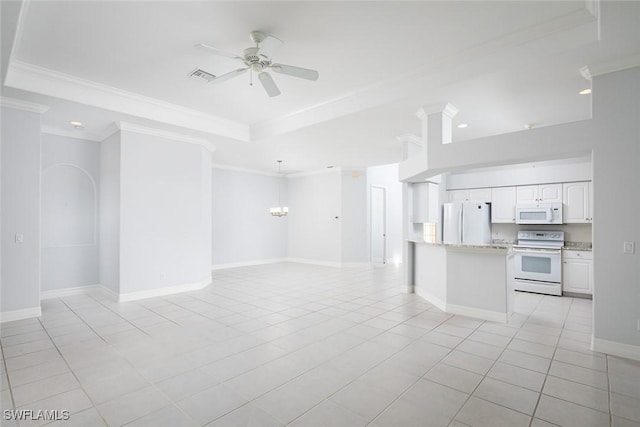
[517,231,564,241]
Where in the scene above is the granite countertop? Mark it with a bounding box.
[409,240,510,250]
[563,241,593,251]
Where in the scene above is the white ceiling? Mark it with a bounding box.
[2,1,639,173]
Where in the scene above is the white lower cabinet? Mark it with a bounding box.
[562,250,593,295]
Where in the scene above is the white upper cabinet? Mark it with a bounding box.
[563,181,592,223]
[413,182,439,223]
[516,183,562,204]
[491,187,516,223]
[448,188,491,203]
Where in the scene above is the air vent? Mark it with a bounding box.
[188,68,216,82]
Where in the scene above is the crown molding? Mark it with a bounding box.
[4,60,249,142]
[0,96,49,114]
[586,53,640,78]
[287,167,342,178]
[251,5,597,142]
[41,125,102,142]
[212,163,280,177]
[416,103,459,120]
[117,121,216,152]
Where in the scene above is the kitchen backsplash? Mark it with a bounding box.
[491,223,592,243]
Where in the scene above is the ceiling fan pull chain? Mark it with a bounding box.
[250,68,253,86]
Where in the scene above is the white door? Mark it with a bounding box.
[371,186,386,264]
[516,185,538,204]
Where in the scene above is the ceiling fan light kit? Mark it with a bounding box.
[195,31,319,97]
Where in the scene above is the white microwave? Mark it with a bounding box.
[515,203,563,224]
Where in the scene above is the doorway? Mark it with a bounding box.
[371,186,386,264]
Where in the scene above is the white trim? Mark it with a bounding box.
[117,277,211,302]
[211,258,287,270]
[41,125,103,142]
[341,262,372,268]
[587,53,640,78]
[0,96,49,114]
[40,285,101,300]
[96,122,120,142]
[592,337,640,362]
[212,163,280,177]
[416,102,459,120]
[0,306,42,323]
[287,167,342,178]
[396,133,422,146]
[446,303,508,324]
[414,286,447,312]
[286,258,342,268]
[99,286,120,302]
[117,122,216,152]
[4,61,249,141]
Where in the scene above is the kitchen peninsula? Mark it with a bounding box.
[412,241,513,323]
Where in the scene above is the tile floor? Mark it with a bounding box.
[1,262,639,426]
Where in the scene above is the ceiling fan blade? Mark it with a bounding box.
[258,72,281,97]
[256,35,283,60]
[210,68,248,84]
[195,43,244,61]
[270,63,319,81]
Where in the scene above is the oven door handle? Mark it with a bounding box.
[512,248,561,254]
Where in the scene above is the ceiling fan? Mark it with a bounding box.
[194,31,319,97]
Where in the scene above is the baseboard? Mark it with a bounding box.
[446,303,508,324]
[211,258,287,271]
[117,277,211,302]
[0,306,42,323]
[592,337,640,361]
[341,262,372,268]
[41,284,101,300]
[285,258,342,268]
[414,286,447,312]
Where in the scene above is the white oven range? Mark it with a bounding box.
[512,230,564,296]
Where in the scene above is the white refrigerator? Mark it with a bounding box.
[443,202,492,245]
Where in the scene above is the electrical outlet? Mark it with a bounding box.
[14,233,23,244]
[623,242,635,254]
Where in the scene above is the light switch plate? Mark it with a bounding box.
[623,242,635,254]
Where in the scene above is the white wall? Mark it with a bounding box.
[211,167,288,266]
[1,107,41,314]
[119,131,212,294]
[341,169,368,263]
[367,163,403,263]
[287,170,342,264]
[99,132,121,294]
[41,134,100,291]
[591,67,640,351]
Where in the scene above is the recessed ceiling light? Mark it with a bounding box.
[457,123,468,129]
[326,165,334,168]
[70,121,84,129]
[579,88,592,95]
[524,124,534,130]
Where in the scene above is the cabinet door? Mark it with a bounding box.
[539,183,563,203]
[491,187,516,223]
[427,183,440,222]
[516,185,538,204]
[448,190,469,202]
[563,257,592,294]
[563,182,590,223]
[469,188,491,202]
[412,183,429,223]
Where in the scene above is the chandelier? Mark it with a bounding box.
[270,160,288,217]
